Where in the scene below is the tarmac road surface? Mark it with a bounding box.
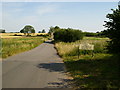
[2,40,72,88]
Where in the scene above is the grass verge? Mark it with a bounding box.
[55,37,120,88]
[1,37,47,58]
[63,54,120,88]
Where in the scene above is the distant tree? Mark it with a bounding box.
[48,26,54,34]
[54,26,60,30]
[97,31,108,37]
[96,31,99,33]
[41,29,46,33]
[20,25,35,36]
[38,31,42,33]
[48,26,60,34]
[104,4,120,53]
[83,32,98,37]
[0,29,5,33]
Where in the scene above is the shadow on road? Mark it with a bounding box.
[46,78,73,88]
[37,62,65,72]
[37,62,74,88]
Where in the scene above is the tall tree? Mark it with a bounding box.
[48,26,60,39]
[48,26,60,34]
[20,25,35,36]
[104,3,120,53]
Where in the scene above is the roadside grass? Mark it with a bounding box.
[83,37,109,40]
[55,37,120,88]
[1,37,47,58]
[55,37,109,57]
[64,54,120,88]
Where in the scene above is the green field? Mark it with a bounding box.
[55,37,120,88]
[83,37,109,40]
[1,37,47,58]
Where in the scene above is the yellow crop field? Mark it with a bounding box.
[0,33,48,38]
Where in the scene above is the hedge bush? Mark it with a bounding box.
[54,29,84,42]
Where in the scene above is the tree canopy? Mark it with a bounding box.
[53,27,84,42]
[48,26,60,34]
[41,29,46,33]
[104,6,120,53]
[20,25,35,34]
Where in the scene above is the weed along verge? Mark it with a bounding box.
[54,37,120,89]
[2,37,47,58]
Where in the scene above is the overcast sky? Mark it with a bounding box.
[1,1,119,32]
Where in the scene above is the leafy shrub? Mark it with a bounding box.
[54,28,84,42]
[104,7,120,53]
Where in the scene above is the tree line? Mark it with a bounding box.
[49,4,120,54]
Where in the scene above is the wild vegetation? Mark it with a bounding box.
[0,25,49,59]
[1,37,47,58]
[49,26,84,42]
[55,37,120,88]
[56,37,109,56]
[54,28,83,42]
[53,5,120,89]
[83,31,107,38]
[103,7,120,53]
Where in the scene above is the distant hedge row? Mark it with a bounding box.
[54,28,84,42]
[83,32,107,37]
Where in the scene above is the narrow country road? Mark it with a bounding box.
[2,41,72,88]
